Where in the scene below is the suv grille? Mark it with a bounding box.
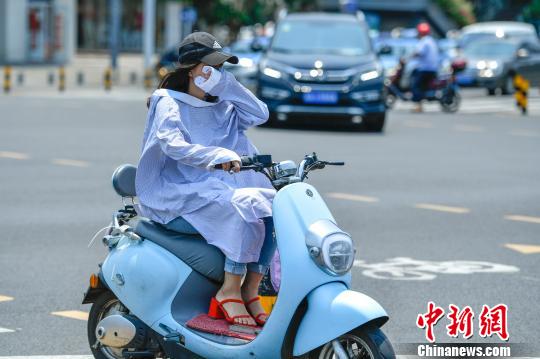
[292,69,352,84]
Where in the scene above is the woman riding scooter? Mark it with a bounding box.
[135,32,276,328]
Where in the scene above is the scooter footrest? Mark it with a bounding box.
[186,314,259,341]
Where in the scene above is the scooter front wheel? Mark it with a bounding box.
[88,291,161,359]
[439,90,461,113]
[383,86,397,109]
[88,291,131,359]
[305,326,395,359]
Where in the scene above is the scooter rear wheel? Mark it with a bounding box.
[306,326,395,359]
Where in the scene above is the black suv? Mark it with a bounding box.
[256,12,386,131]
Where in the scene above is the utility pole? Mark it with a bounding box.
[143,0,156,88]
[109,0,121,70]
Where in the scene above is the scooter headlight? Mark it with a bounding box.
[306,219,356,276]
[321,233,355,275]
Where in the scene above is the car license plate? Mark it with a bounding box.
[302,91,338,104]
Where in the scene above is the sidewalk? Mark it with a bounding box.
[1,87,152,102]
[1,53,159,90]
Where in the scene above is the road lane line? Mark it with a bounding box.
[0,295,14,302]
[414,203,470,214]
[403,120,433,128]
[51,159,90,168]
[326,192,379,203]
[0,151,29,160]
[505,214,540,224]
[509,129,540,138]
[454,124,485,133]
[505,243,540,254]
[1,357,531,359]
[0,327,15,333]
[51,310,88,321]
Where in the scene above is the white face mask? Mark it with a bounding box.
[194,65,222,93]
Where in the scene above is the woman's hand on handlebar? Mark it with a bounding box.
[220,160,241,173]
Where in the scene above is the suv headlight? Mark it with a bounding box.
[260,58,292,80]
[306,219,355,276]
[360,70,380,81]
[262,67,282,79]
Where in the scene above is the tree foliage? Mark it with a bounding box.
[523,0,540,20]
[436,0,476,26]
[183,0,276,28]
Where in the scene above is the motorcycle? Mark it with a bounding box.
[83,153,395,359]
[384,57,466,113]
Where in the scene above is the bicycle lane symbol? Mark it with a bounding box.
[353,257,519,280]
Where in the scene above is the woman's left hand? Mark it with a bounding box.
[221,160,241,173]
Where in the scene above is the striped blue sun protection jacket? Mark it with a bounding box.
[135,69,275,263]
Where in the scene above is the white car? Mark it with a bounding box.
[459,21,539,47]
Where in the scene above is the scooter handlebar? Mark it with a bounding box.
[213,163,260,171]
[213,155,270,171]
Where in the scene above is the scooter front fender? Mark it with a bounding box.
[293,282,388,356]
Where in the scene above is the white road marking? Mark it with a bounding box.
[51,310,89,321]
[509,129,540,138]
[326,192,379,203]
[51,159,90,168]
[414,203,470,214]
[454,124,485,133]
[0,295,14,302]
[505,214,540,224]
[353,257,519,280]
[0,151,29,160]
[403,120,433,128]
[394,97,540,114]
[0,356,534,359]
[0,327,15,333]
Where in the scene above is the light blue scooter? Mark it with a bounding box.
[83,153,395,359]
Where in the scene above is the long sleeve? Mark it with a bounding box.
[155,97,241,168]
[208,70,270,130]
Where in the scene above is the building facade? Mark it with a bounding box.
[0,0,185,65]
[0,0,76,64]
[77,0,186,53]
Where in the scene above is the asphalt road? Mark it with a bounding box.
[0,89,539,357]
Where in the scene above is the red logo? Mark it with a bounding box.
[446,304,474,339]
[416,302,445,343]
[479,304,509,341]
[417,303,509,342]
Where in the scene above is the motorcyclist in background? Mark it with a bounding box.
[411,22,440,113]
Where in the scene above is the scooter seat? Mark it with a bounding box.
[134,218,225,283]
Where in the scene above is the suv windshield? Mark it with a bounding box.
[271,19,370,56]
[463,41,518,58]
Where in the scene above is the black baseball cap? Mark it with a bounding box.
[178,32,239,68]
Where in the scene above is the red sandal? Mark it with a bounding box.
[208,297,258,328]
[245,296,268,326]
